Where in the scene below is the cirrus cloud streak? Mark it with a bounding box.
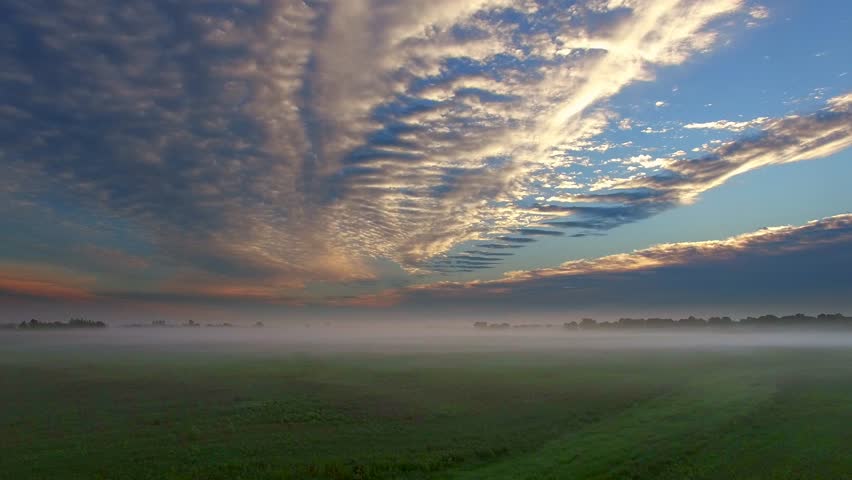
[0,0,755,290]
[339,214,852,309]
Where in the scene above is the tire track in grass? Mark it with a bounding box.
[441,372,777,480]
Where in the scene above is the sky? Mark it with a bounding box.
[1,0,851,322]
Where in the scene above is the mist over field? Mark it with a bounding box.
[3,320,852,480]
[6,321,852,354]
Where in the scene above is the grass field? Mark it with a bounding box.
[1,330,851,480]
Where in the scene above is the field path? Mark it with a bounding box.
[442,372,776,480]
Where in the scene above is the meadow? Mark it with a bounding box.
[1,328,851,480]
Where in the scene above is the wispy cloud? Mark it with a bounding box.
[535,93,852,234]
[0,263,97,302]
[338,214,852,308]
[2,1,849,303]
[0,0,754,289]
[683,116,769,132]
[626,94,852,203]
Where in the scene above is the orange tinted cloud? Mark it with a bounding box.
[0,264,96,302]
[335,214,852,307]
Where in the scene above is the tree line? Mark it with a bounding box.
[4,318,108,330]
[474,313,852,331]
[126,320,265,328]
[1,318,270,330]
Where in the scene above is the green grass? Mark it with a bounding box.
[1,339,851,479]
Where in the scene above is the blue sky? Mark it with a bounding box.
[0,0,850,320]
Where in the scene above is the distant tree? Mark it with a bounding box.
[488,312,852,334]
[16,318,104,329]
[752,315,780,326]
[580,318,598,330]
[815,313,852,327]
[677,316,706,328]
[618,318,645,329]
[707,316,733,327]
[645,318,675,328]
[67,318,106,328]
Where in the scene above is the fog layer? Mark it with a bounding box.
[4,323,852,357]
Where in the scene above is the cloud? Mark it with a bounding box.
[338,214,852,308]
[745,5,769,28]
[749,5,770,19]
[8,0,847,301]
[683,116,769,132]
[536,93,852,234]
[327,0,751,267]
[1,1,754,283]
[626,94,852,203]
[514,228,565,236]
[477,243,524,249]
[0,263,97,302]
[500,214,852,283]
